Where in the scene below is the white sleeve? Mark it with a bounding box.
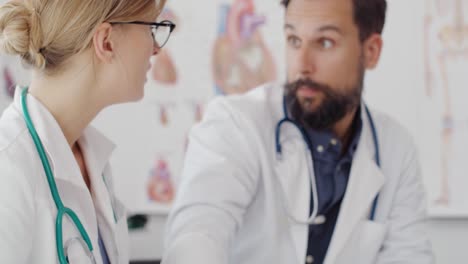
[163,98,260,264]
[0,150,36,263]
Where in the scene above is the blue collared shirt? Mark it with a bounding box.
[305,112,362,264]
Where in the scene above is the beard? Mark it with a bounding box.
[284,67,364,131]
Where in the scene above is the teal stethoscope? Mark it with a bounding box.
[275,95,380,225]
[21,88,110,263]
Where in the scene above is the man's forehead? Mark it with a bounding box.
[285,0,353,19]
[285,0,354,31]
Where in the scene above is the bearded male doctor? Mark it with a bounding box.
[163,0,434,263]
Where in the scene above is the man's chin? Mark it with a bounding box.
[299,101,321,114]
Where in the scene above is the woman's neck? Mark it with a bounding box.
[28,70,103,147]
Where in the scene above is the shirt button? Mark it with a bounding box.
[334,164,341,173]
[317,145,324,153]
[306,255,314,263]
[330,138,338,145]
[313,215,327,225]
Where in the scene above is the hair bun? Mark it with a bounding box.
[0,2,45,68]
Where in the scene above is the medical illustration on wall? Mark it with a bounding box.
[212,0,277,95]
[424,0,468,213]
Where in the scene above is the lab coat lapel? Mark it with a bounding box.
[13,87,88,189]
[324,106,385,264]
[274,128,311,263]
[12,88,100,258]
[270,84,310,263]
[80,127,116,231]
[79,126,124,263]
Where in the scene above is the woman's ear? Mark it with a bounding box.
[362,33,383,70]
[93,23,116,63]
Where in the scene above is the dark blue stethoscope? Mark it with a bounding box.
[274,96,380,225]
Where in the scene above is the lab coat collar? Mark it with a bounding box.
[268,82,381,177]
[79,127,121,264]
[269,83,312,262]
[13,87,115,189]
[323,104,385,263]
[79,127,117,227]
[13,87,121,262]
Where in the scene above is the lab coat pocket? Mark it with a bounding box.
[336,220,387,264]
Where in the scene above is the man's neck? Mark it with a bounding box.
[332,107,359,155]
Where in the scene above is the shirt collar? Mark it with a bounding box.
[283,94,362,158]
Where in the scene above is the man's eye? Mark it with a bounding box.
[320,38,335,49]
[287,36,302,48]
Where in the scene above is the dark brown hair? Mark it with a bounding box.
[281,0,387,42]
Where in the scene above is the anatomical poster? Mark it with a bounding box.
[422,0,468,217]
[92,0,284,214]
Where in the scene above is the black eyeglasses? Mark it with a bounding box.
[110,20,176,48]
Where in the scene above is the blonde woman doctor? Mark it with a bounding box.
[0,0,174,263]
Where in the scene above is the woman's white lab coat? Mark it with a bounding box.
[164,83,434,264]
[0,89,129,263]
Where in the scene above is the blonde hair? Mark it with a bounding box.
[0,0,166,73]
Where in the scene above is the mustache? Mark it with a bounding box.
[283,77,363,130]
[284,78,333,96]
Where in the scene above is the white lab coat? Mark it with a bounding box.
[164,83,434,264]
[0,88,129,263]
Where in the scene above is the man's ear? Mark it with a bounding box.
[93,22,115,63]
[362,33,383,69]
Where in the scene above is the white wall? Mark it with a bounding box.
[427,219,468,262]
